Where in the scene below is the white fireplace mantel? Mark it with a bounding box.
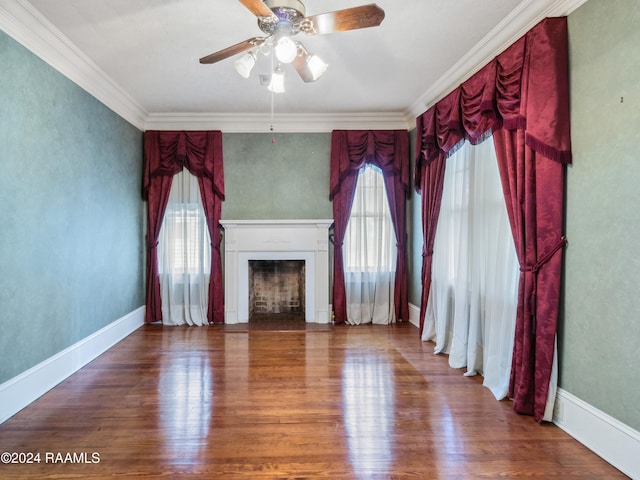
[220,219,333,324]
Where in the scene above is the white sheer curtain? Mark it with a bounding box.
[158,169,211,326]
[344,164,397,325]
[422,139,519,399]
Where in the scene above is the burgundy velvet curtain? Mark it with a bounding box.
[143,130,225,324]
[330,130,410,324]
[414,17,571,421]
[413,112,446,336]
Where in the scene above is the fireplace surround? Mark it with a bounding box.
[219,219,333,324]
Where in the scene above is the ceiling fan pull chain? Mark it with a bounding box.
[270,91,275,143]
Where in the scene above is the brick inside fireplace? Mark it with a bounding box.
[248,260,306,319]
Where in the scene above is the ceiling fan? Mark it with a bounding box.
[199,0,385,89]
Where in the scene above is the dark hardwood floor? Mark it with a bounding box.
[0,321,626,479]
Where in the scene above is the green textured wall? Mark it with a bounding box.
[0,31,144,384]
[562,0,640,430]
[222,132,333,220]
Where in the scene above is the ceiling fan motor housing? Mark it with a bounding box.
[259,0,306,36]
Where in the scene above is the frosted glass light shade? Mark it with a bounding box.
[267,69,285,93]
[274,37,298,64]
[307,55,328,80]
[234,52,256,78]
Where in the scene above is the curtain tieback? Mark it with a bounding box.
[146,236,159,250]
[520,236,567,326]
[519,236,567,273]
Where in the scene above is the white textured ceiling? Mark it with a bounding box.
[6,0,582,130]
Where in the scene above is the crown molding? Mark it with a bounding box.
[0,0,148,130]
[2,0,586,133]
[405,0,589,123]
[144,112,411,133]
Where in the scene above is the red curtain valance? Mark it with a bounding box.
[143,130,224,201]
[330,130,410,200]
[415,17,571,190]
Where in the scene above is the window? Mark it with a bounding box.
[160,203,210,277]
[343,164,397,325]
[344,164,395,272]
[424,139,519,399]
[157,169,211,326]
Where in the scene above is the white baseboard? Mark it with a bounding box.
[0,306,145,424]
[408,302,420,328]
[554,388,640,479]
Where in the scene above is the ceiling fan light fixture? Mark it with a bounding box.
[201,1,385,88]
[307,54,328,80]
[234,51,256,78]
[267,67,286,93]
[274,36,298,64]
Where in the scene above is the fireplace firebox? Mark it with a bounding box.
[249,259,305,318]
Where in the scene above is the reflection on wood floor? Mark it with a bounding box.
[0,321,626,479]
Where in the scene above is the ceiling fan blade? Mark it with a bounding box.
[199,37,265,64]
[292,48,315,83]
[303,4,385,35]
[237,0,277,19]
